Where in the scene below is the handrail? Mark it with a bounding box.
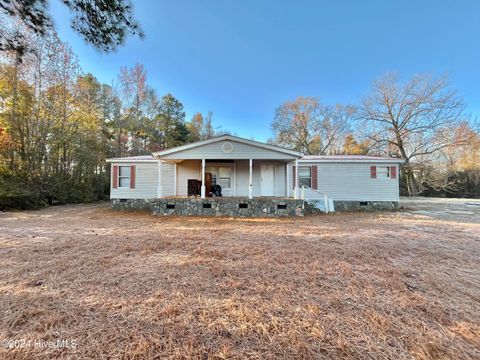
[300,185,328,198]
[300,185,330,213]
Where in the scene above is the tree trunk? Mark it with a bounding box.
[404,164,418,196]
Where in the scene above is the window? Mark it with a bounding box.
[298,166,312,188]
[118,166,130,187]
[206,166,232,189]
[377,166,391,178]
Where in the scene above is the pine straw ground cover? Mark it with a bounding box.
[0,204,479,359]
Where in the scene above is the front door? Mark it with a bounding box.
[260,164,275,196]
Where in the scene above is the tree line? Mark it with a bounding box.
[0,26,223,209]
[1,21,479,209]
[270,74,479,197]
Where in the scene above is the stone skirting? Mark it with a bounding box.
[111,198,399,216]
[333,200,398,211]
[111,197,306,217]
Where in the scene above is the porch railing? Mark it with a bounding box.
[300,185,331,213]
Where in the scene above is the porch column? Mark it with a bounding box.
[248,158,253,199]
[294,158,299,199]
[201,158,206,198]
[173,163,177,196]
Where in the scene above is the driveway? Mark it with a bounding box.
[400,196,480,223]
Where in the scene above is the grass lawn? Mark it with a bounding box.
[0,204,479,359]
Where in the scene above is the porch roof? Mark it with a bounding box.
[152,135,302,160]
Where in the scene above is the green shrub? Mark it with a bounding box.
[0,170,110,210]
[0,173,47,210]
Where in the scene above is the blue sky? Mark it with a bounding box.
[50,0,480,141]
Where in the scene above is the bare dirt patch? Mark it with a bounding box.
[0,204,479,359]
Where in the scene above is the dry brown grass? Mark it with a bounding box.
[0,204,479,359]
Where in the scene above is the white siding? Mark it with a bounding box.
[110,159,398,201]
[288,162,400,202]
[166,159,289,198]
[205,161,235,196]
[275,163,287,197]
[287,162,295,197]
[110,162,159,199]
[237,160,287,197]
[252,162,261,197]
[161,140,298,160]
[176,160,201,196]
[235,160,249,196]
[160,162,175,197]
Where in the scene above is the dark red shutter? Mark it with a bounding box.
[130,165,136,189]
[112,165,118,188]
[292,166,296,189]
[370,166,377,179]
[311,165,318,189]
[390,166,397,179]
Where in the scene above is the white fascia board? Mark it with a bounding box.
[106,159,160,163]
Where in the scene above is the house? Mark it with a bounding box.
[106,135,403,216]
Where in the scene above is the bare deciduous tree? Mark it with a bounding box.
[271,97,351,155]
[117,63,159,155]
[358,73,469,195]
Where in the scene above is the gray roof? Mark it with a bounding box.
[106,155,155,162]
[114,155,154,160]
[107,152,403,163]
[300,155,403,162]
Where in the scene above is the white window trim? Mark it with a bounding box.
[118,166,131,188]
[206,164,233,190]
[298,165,312,188]
[377,166,391,179]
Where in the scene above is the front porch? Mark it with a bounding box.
[111,196,306,217]
[166,158,301,199]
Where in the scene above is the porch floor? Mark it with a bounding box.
[161,196,295,200]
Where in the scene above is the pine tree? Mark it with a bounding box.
[155,94,188,149]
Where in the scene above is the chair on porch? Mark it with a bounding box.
[187,179,202,197]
